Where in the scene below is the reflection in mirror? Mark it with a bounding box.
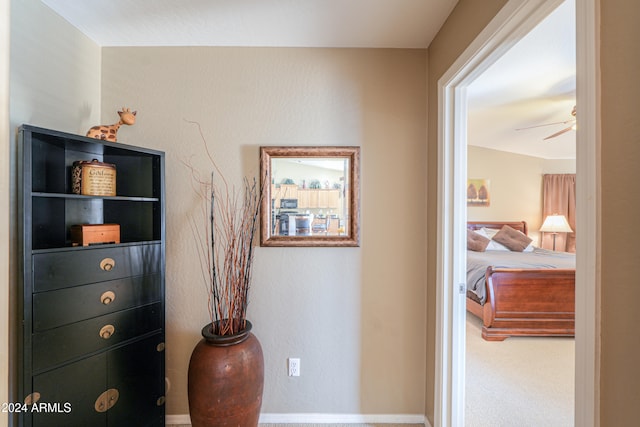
[260,146,360,247]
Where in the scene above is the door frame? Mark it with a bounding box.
[434,0,599,426]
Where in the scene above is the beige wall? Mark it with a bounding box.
[600,0,640,424]
[9,0,101,134]
[468,145,575,244]
[100,47,427,416]
[1,1,9,426]
[425,0,509,422]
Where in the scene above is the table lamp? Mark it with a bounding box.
[540,214,573,251]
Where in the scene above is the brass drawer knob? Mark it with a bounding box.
[156,342,165,352]
[95,388,119,413]
[100,290,116,305]
[24,392,41,405]
[100,258,115,271]
[99,324,115,339]
[156,396,166,406]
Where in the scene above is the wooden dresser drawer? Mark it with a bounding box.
[33,274,162,332]
[33,243,161,292]
[32,302,162,372]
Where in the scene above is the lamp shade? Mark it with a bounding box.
[540,214,573,233]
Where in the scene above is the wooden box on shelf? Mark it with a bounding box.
[71,224,121,246]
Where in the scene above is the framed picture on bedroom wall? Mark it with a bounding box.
[467,178,490,207]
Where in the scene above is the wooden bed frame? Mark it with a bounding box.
[466,221,575,341]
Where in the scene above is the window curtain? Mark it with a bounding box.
[542,174,576,252]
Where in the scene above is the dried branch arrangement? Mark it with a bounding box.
[185,121,263,336]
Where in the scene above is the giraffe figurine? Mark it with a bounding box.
[86,107,137,142]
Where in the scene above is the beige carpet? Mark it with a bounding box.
[170,425,421,427]
[465,312,574,426]
[260,425,422,427]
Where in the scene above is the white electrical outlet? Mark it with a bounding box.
[288,358,300,377]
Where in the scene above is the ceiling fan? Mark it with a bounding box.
[516,105,576,140]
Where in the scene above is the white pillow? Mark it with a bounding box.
[486,240,510,251]
[471,228,488,238]
[476,228,506,250]
[481,227,536,251]
[481,227,500,239]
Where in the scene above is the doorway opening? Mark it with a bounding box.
[434,0,598,426]
[464,0,576,424]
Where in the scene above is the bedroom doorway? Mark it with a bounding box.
[464,1,576,425]
[434,0,598,426]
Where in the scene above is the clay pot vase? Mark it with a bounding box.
[188,320,264,427]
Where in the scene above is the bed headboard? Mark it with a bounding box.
[467,221,528,236]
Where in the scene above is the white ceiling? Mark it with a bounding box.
[41,0,575,160]
[467,0,576,159]
[41,0,459,48]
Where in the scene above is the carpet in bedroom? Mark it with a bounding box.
[465,312,575,426]
[168,425,422,427]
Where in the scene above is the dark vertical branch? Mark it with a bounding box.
[210,171,220,327]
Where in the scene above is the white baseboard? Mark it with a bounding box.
[166,413,429,425]
[259,413,426,424]
[166,414,191,424]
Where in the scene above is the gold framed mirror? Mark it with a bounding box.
[260,146,360,247]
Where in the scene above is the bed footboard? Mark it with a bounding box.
[467,267,575,341]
